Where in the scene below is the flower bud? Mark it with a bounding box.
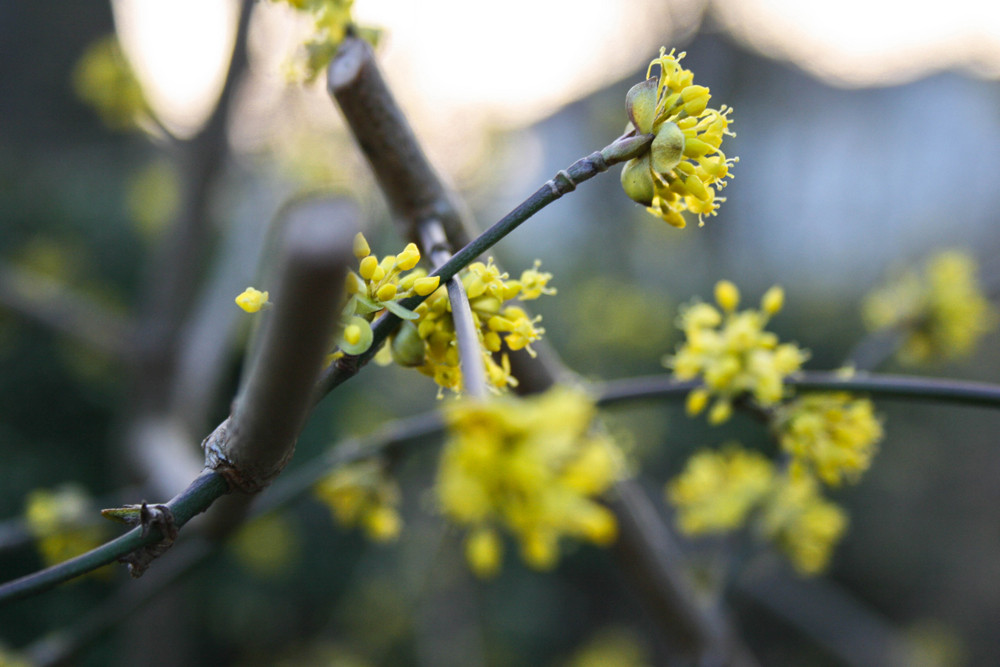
[715,280,740,312]
[339,316,373,355]
[352,232,370,259]
[625,77,658,134]
[620,155,654,205]
[651,121,685,174]
[390,320,426,367]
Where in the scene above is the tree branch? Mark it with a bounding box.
[0,471,227,606]
[204,199,357,493]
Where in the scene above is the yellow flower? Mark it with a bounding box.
[620,48,737,228]
[436,387,624,576]
[25,485,107,572]
[759,472,848,575]
[314,460,402,543]
[235,286,270,313]
[666,446,775,534]
[777,393,882,486]
[666,282,808,423]
[863,249,998,364]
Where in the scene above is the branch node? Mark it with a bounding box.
[117,503,178,578]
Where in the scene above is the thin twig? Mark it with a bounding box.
[595,372,1000,410]
[0,471,228,606]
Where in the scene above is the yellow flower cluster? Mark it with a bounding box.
[271,0,380,82]
[776,392,882,486]
[667,447,847,575]
[666,446,773,534]
[436,387,623,577]
[620,48,737,228]
[398,258,555,395]
[24,485,106,570]
[759,473,848,575]
[314,460,402,543]
[863,250,998,364]
[72,35,148,130]
[340,232,440,356]
[667,281,808,423]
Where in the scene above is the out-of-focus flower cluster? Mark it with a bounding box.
[863,249,997,365]
[314,460,402,543]
[72,35,148,130]
[776,392,882,486]
[667,447,847,575]
[270,0,381,82]
[398,258,555,395]
[665,282,882,575]
[667,281,808,424]
[436,387,623,578]
[620,48,737,228]
[24,485,107,572]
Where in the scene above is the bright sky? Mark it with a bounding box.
[112,0,1000,137]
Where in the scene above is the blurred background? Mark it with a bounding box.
[1,0,1000,665]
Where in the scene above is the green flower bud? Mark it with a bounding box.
[339,316,374,355]
[620,155,654,205]
[651,121,685,174]
[390,320,426,367]
[625,77,658,135]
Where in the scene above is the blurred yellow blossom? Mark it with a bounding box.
[314,460,402,543]
[620,48,737,228]
[271,0,381,82]
[667,445,848,575]
[567,627,651,667]
[24,485,107,572]
[666,282,808,423]
[72,35,148,130]
[863,250,997,364]
[229,513,299,577]
[235,287,270,313]
[436,387,624,576]
[759,472,848,575]
[0,644,33,667]
[667,446,775,534]
[776,393,882,486]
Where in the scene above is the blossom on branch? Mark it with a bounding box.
[620,48,737,228]
[436,387,624,577]
[863,249,998,365]
[666,281,808,424]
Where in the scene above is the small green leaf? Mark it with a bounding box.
[383,300,419,320]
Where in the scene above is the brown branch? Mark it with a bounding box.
[203,199,357,493]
